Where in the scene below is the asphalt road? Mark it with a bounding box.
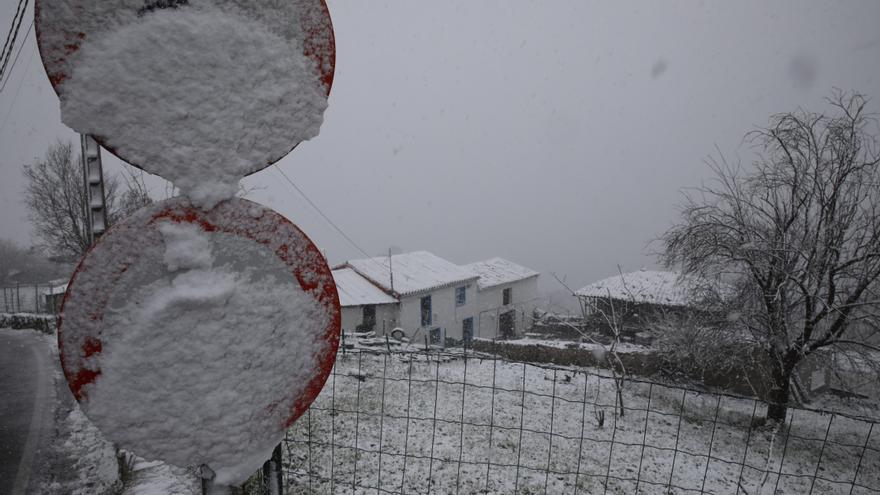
[0,329,54,495]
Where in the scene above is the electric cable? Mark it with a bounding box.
[0,0,29,83]
[0,18,32,93]
[0,0,27,68]
[0,27,33,135]
[272,164,392,272]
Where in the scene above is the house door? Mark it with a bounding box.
[499,310,516,339]
[429,327,442,345]
[462,317,474,344]
[361,305,376,332]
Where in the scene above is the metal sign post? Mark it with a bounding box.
[39,1,339,492]
[80,134,108,244]
[55,199,341,495]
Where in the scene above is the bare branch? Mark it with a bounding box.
[22,141,154,258]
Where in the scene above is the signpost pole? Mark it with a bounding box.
[199,464,216,495]
[267,444,283,495]
[41,4,339,494]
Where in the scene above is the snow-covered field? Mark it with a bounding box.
[284,349,880,494]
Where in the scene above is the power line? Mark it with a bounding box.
[0,26,33,135]
[0,0,27,66]
[0,0,29,83]
[0,18,32,93]
[272,164,390,271]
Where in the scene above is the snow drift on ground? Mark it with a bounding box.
[62,407,120,494]
[58,2,328,207]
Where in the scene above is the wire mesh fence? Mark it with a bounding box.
[0,284,57,314]
[282,346,880,494]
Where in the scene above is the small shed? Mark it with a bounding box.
[43,281,68,315]
[575,270,725,336]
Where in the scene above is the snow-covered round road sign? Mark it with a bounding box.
[57,197,341,485]
[35,0,335,205]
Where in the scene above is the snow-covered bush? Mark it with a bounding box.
[0,313,55,333]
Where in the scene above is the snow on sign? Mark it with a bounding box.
[57,198,341,486]
[35,0,336,207]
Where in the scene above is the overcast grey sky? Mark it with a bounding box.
[2,0,880,294]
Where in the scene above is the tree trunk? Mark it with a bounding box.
[766,354,795,422]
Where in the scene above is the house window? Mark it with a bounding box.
[421,295,432,327]
[462,317,474,343]
[455,286,467,306]
[503,287,512,306]
[430,327,442,345]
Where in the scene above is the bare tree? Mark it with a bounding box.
[662,91,880,421]
[117,164,154,218]
[22,140,153,259]
[552,271,627,418]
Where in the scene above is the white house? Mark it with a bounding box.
[332,267,399,334]
[463,258,540,339]
[337,251,480,343]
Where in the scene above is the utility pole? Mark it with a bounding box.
[389,248,395,294]
[80,134,108,245]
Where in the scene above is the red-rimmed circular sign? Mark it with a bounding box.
[34,0,335,179]
[58,197,340,485]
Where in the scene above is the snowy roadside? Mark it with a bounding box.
[18,328,121,495]
[53,406,120,494]
[21,326,199,494]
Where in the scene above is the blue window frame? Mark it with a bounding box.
[455,286,466,306]
[421,295,432,327]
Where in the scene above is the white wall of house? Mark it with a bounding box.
[340,303,399,334]
[474,276,539,339]
[397,282,478,341]
[339,277,537,342]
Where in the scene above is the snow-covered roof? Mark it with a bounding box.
[332,268,398,307]
[463,257,539,290]
[575,270,722,308]
[340,251,478,297]
[43,283,68,296]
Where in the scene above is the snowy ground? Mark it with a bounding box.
[13,325,880,494]
[52,406,119,494]
[487,335,654,354]
[0,328,120,495]
[119,455,199,495]
[284,349,880,494]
